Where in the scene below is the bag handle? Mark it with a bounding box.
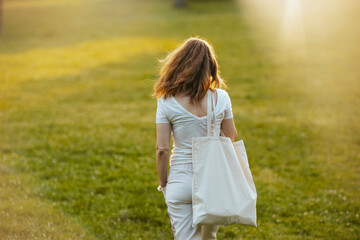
[206,89,218,136]
[206,90,212,136]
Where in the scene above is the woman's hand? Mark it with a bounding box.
[157,184,167,198]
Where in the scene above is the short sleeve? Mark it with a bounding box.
[156,98,170,123]
[224,91,233,119]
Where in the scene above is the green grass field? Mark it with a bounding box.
[0,0,359,239]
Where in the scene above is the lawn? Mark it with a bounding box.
[0,0,359,239]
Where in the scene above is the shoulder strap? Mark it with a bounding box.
[207,89,212,136]
[207,89,218,136]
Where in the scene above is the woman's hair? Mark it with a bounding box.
[153,37,226,104]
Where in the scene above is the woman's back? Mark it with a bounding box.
[156,88,233,166]
[173,90,214,118]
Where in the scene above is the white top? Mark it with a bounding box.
[156,88,233,166]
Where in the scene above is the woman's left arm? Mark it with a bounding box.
[156,123,171,187]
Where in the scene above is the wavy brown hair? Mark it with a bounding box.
[153,37,226,104]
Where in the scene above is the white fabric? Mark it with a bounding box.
[156,88,233,166]
[164,163,220,240]
[192,90,257,227]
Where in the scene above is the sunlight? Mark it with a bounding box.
[282,0,305,50]
[238,0,306,55]
[238,0,360,63]
[237,0,360,134]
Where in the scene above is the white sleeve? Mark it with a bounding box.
[156,99,170,123]
[224,91,233,119]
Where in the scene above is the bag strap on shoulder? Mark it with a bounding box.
[206,89,218,136]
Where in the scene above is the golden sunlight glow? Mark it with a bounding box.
[238,0,360,61]
[282,0,305,50]
[238,0,360,128]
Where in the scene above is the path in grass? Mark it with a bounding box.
[0,0,359,239]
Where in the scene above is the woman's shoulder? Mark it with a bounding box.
[215,88,231,99]
[157,95,175,109]
[215,88,232,108]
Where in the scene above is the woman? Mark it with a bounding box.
[153,37,238,239]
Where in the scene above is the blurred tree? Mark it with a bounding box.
[174,0,187,8]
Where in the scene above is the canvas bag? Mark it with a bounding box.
[192,89,257,227]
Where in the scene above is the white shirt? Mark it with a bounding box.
[156,88,233,166]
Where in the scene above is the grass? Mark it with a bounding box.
[0,156,97,239]
[0,0,359,239]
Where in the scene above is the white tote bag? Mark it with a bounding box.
[192,89,257,227]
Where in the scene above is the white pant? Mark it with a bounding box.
[164,163,219,240]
